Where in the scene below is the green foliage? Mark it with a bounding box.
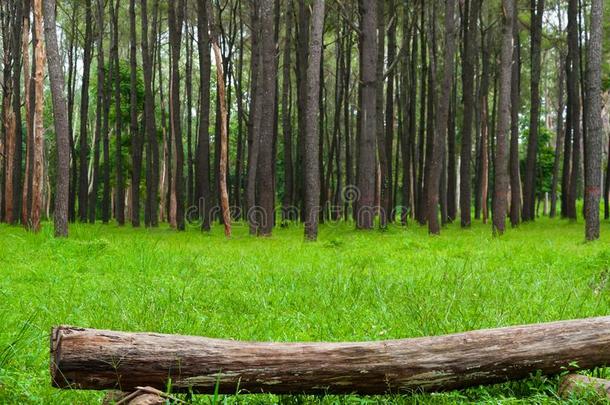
[2,219,610,403]
[520,125,556,196]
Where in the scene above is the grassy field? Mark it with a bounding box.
[1,218,610,404]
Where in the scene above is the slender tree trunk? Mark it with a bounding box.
[550,53,565,219]
[78,0,93,222]
[43,0,70,237]
[21,1,32,227]
[304,0,325,240]
[141,0,159,227]
[28,0,44,232]
[375,0,388,227]
[110,0,125,224]
[196,0,212,231]
[168,0,185,230]
[566,0,580,220]
[509,16,522,226]
[246,1,262,234]
[129,0,141,227]
[427,0,456,235]
[584,0,603,240]
[255,0,278,236]
[356,0,377,230]
[522,0,544,221]
[460,0,480,227]
[281,0,294,222]
[492,0,515,235]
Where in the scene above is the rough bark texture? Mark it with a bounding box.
[212,41,231,238]
[356,0,377,230]
[129,0,141,227]
[78,0,93,222]
[303,0,324,241]
[141,0,159,227]
[460,0,480,228]
[583,0,603,241]
[51,317,610,394]
[255,0,278,236]
[427,0,456,235]
[522,0,544,222]
[167,0,185,230]
[30,0,45,232]
[492,0,514,235]
[509,14,521,227]
[566,0,580,220]
[43,0,70,237]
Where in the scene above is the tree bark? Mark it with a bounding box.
[51,317,610,394]
[566,0,580,221]
[522,0,544,222]
[167,0,185,230]
[141,0,159,227]
[356,0,377,230]
[303,0,325,241]
[129,0,142,227]
[42,0,70,237]
[281,0,294,222]
[255,0,278,236]
[78,0,93,222]
[583,0,603,241]
[492,0,515,235]
[509,11,521,227]
[212,41,231,238]
[427,0,456,235]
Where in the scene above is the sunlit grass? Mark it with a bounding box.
[1,217,610,403]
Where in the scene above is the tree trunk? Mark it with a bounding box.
[281,0,294,222]
[212,41,232,238]
[51,317,610,394]
[141,0,159,227]
[42,0,70,237]
[303,0,325,240]
[21,1,32,228]
[460,0,480,228]
[427,0,456,235]
[356,0,377,230]
[255,0,278,236]
[167,0,185,230]
[492,0,515,235]
[129,0,141,227]
[509,11,521,227]
[566,0,580,221]
[583,0,603,240]
[522,0,544,222]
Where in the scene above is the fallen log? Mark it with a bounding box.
[51,317,610,395]
[559,374,610,399]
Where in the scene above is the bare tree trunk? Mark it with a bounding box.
[522,0,545,222]
[43,0,70,237]
[52,317,610,394]
[427,0,456,235]
[492,0,515,235]
[509,17,522,227]
[549,52,565,219]
[78,0,93,222]
[584,0,603,241]
[21,1,32,227]
[111,0,125,225]
[304,0,325,240]
[255,0,278,236]
[212,41,232,238]
[566,0,580,220]
[460,0,480,228]
[129,0,142,227]
[356,0,377,230]
[281,0,294,222]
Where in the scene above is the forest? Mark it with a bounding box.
[1,0,610,403]
[0,0,607,240]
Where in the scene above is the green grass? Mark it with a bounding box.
[1,218,610,404]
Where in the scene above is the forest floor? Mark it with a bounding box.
[1,218,610,404]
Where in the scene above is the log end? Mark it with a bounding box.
[50,325,84,388]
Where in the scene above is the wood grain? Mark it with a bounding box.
[51,317,610,394]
